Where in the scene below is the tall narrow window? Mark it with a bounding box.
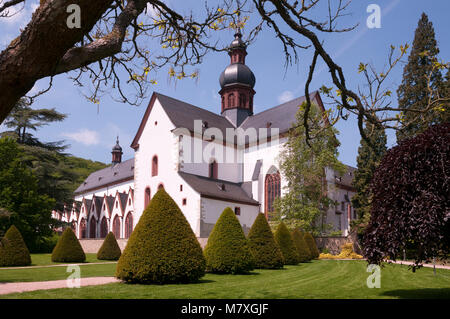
[264,171,281,219]
[89,218,96,238]
[125,212,133,238]
[100,217,108,238]
[228,93,235,108]
[152,155,158,176]
[79,218,86,239]
[144,187,151,208]
[209,160,218,179]
[113,215,121,238]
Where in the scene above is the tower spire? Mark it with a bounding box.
[111,136,123,164]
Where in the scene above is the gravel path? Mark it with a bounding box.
[0,277,120,295]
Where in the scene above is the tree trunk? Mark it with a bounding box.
[0,0,113,123]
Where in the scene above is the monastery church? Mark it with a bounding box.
[54,32,357,245]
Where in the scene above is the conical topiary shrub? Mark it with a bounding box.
[274,222,299,265]
[204,207,254,274]
[97,232,121,260]
[291,229,312,262]
[0,225,31,266]
[247,213,284,269]
[51,227,86,262]
[304,232,320,259]
[116,189,206,284]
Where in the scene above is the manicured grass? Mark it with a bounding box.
[1,260,449,299]
[29,253,107,266]
[0,263,117,283]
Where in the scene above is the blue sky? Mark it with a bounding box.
[1,0,449,167]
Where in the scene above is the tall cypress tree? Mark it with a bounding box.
[351,123,387,232]
[396,13,446,142]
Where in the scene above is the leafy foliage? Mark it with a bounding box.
[97,232,121,261]
[116,189,205,283]
[51,227,86,263]
[304,232,320,259]
[291,229,312,262]
[273,222,299,265]
[0,137,56,252]
[351,123,387,234]
[364,123,450,269]
[204,207,254,274]
[274,102,346,233]
[0,225,31,266]
[396,13,448,141]
[247,213,284,269]
[319,243,363,260]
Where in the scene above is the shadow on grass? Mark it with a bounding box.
[382,288,450,299]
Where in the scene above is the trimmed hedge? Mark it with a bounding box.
[51,227,86,263]
[116,189,206,284]
[97,232,121,261]
[0,225,31,266]
[304,232,320,259]
[274,222,299,265]
[292,229,312,262]
[204,207,254,274]
[247,213,284,269]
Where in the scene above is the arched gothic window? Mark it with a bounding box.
[265,170,281,219]
[89,218,96,238]
[79,218,86,239]
[209,160,218,179]
[239,94,246,108]
[113,215,121,239]
[100,217,108,238]
[152,155,158,176]
[125,212,133,238]
[144,187,151,208]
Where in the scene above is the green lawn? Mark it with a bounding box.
[29,253,109,266]
[1,260,449,299]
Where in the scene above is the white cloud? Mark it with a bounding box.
[278,90,295,104]
[62,129,100,146]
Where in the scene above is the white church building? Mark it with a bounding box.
[56,32,357,243]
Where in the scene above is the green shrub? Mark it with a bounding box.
[274,222,299,265]
[0,225,31,266]
[97,232,121,261]
[204,207,254,274]
[247,213,284,269]
[291,229,312,262]
[304,232,320,259]
[116,189,205,284]
[51,227,86,262]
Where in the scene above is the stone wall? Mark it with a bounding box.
[80,237,210,253]
[315,236,350,254]
[79,239,129,253]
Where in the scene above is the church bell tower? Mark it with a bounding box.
[219,32,256,127]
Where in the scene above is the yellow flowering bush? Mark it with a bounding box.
[319,243,363,260]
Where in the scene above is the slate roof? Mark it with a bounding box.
[240,91,323,134]
[105,195,115,213]
[178,171,259,206]
[334,165,357,188]
[74,158,134,194]
[92,196,103,219]
[118,192,128,212]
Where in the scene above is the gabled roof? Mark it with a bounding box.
[118,192,128,212]
[179,171,259,206]
[92,195,103,219]
[334,165,357,189]
[104,195,115,214]
[131,92,234,149]
[74,158,134,195]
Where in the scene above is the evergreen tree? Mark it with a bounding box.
[116,189,206,283]
[204,207,254,274]
[0,225,31,266]
[274,222,299,265]
[396,13,447,141]
[351,123,387,233]
[51,227,86,262]
[97,232,121,260]
[247,213,284,269]
[291,229,312,262]
[0,137,56,252]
